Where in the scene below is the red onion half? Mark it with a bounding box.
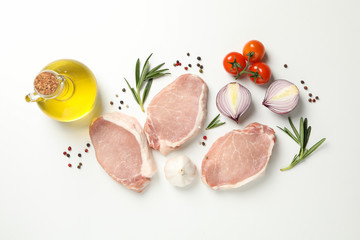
[263,79,299,114]
[216,82,251,123]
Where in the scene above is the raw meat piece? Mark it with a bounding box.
[144,74,208,155]
[201,122,275,190]
[89,112,156,193]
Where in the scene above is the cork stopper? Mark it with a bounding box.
[34,72,59,95]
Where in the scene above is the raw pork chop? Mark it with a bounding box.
[201,122,275,190]
[144,74,208,155]
[89,112,156,193]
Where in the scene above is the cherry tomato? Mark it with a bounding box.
[248,62,271,84]
[223,52,247,76]
[243,40,265,63]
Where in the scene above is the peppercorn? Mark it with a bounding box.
[304,86,308,90]
[68,146,72,151]
[187,53,190,56]
[77,165,81,169]
[122,88,126,92]
[313,99,316,102]
[126,105,129,108]
[188,64,192,67]
[203,136,207,140]
[176,60,179,64]
[184,67,188,70]
[202,142,205,146]
[68,163,72,168]
[197,56,201,61]
[301,80,305,84]
[197,63,200,67]
[118,106,121,110]
[63,151,67,156]
[199,69,203,73]
[78,153,82,157]
[120,100,124,104]
[87,143,90,147]
[115,94,119,98]
[308,98,312,102]
[315,96,319,100]
[309,93,312,97]
[85,149,88,153]
[79,162,82,166]
[110,101,113,105]
[173,63,176,67]
[67,154,70,158]
[200,65,203,69]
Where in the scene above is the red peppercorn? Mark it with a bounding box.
[203,136,207,140]
[68,163,72,167]
[184,67,188,70]
[85,149,89,153]
[313,99,316,102]
[179,63,182,66]
[63,151,67,156]
[68,146,72,151]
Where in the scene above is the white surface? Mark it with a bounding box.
[1,0,359,239]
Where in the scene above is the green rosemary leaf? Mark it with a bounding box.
[299,117,304,150]
[304,126,312,149]
[124,78,140,104]
[135,58,140,87]
[206,114,226,130]
[138,54,152,90]
[145,71,169,80]
[124,54,170,112]
[284,127,300,144]
[288,117,300,140]
[213,121,226,128]
[147,62,165,75]
[277,126,299,144]
[303,118,308,149]
[279,117,326,171]
[207,114,220,128]
[303,138,326,158]
[142,79,153,103]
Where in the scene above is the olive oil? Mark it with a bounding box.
[34,59,97,122]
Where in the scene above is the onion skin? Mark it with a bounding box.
[216,82,251,123]
[263,79,299,114]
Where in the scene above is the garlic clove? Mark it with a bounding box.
[164,155,197,187]
[263,79,299,114]
[216,82,252,123]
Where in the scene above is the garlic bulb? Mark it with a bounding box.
[263,79,299,114]
[164,155,197,187]
[216,82,251,123]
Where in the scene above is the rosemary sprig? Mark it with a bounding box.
[124,54,169,112]
[277,117,326,171]
[206,114,226,130]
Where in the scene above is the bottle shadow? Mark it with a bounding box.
[56,90,104,130]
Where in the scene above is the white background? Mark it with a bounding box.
[1,0,359,239]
